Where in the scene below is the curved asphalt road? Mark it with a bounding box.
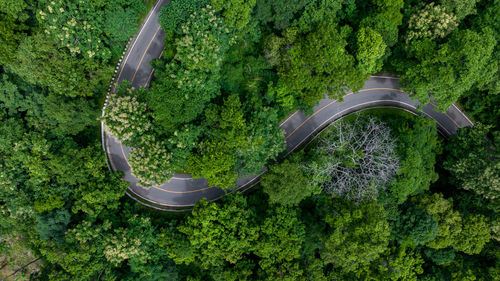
[103,1,474,211]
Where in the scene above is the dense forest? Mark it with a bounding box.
[0,0,498,280]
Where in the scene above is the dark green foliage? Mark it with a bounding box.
[387,114,439,204]
[424,248,456,265]
[320,199,391,273]
[396,203,438,246]
[36,208,71,245]
[254,206,306,280]
[275,22,366,109]
[443,124,499,201]
[253,0,309,30]
[1,0,499,280]
[396,28,497,110]
[165,194,259,269]
[159,0,208,33]
[261,154,321,206]
[148,6,232,132]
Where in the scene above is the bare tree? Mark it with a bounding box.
[306,116,399,202]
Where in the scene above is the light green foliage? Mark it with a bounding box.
[188,141,238,189]
[175,194,259,268]
[10,33,112,97]
[103,215,154,266]
[255,206,306,280]
[413,193,462,249]
[453,214,491,254]
[189,95,285,189]
[359,0,404,48]
[399,27,497,110]
[358,247,424,280]
[0,0,28,19]
[263,34,285,67]
[148,5,232,131]
[388,115,439,204]
[444,125,500,200]
[320,199,391,273]
[406,2,459,43]
[210,0,256,29]
[278,22,365,108]
[71,169,128,218]
[41,213,162,280]
[356,27,387,73]
[261,155,321,206]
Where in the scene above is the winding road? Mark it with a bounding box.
[102,0,474,211]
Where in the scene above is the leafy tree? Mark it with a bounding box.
[43,93,99,136]
[102,83,153,146]
[423,248,456,265]
[128,134,174,187]
[261,155,320,206]
[398,27,497,110]
[254,206,306,280]
[440,0,480,21]
[356,27,386,73]
[294,0,343,33]
[10,33,112,97]
[36,208,71,245]
[453,214,491,255]
[159,0,208,33]
[210,0,256,29]
[0,14,25,65]
[147,6,232,132]
[413,193,462,249]
[320,199,391,273]
[358,0,404,48]
[171,194,259,269]
[187,141,238,189]
[357,247,424,281]
[235,107,285,175]
[443,124,500,200]
[276,22,365,108]
[253,0,309,30]
[0,0,29,19]
[406,2,459,43]
[387,115,439,204]
[395,203,438,246]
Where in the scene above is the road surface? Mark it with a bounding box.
[102,1,474,211]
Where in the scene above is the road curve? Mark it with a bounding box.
[103,2,474,211]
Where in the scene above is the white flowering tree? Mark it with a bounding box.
[128,134,174,187]
[102,85,152,147]
[406,2,459,42]
[103,84,173,186]
[306,116,399,202]
[36,0,111,60]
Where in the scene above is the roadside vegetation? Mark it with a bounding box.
[1,0,498,280]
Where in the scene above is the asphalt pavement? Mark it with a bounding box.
[103,1,474,211]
